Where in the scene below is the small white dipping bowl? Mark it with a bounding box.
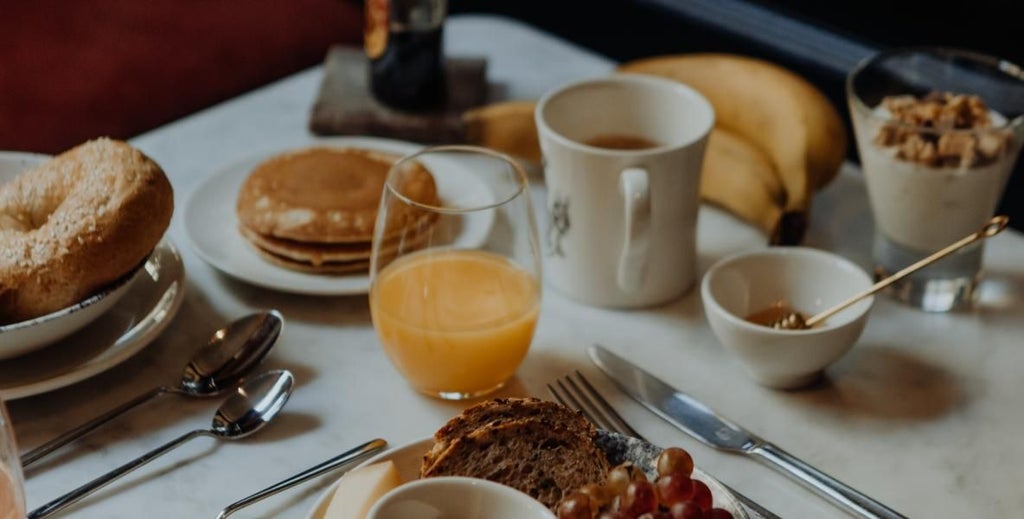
[367,476,556,519]
[701,247,874,389]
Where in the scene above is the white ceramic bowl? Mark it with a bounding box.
[0,262,142,359]
[367,476,556,519]
[701,247,874,389]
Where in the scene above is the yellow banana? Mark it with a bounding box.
[462,100,541,163]
[701,127,786,243]
[619,54,847,244]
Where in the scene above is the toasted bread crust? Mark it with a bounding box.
[422,417,609,508]
[423,397,592,473]
[421,398,609,509]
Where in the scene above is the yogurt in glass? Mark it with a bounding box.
[847,47,1024,311]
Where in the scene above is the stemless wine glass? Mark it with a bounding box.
[0,400,26,518]
[369,145,542,400]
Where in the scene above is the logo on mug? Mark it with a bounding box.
[548,195,570,258]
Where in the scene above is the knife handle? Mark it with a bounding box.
[750,443,907,519]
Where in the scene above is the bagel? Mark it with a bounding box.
[0,138,174,324]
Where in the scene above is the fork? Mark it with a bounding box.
[548,371,780,519]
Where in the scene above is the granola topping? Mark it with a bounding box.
[873,91,1014,168]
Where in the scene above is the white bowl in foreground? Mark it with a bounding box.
[367,476,556,519]
[701,247,874,389]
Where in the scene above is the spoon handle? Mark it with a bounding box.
[20,386,169,469]
[805,215,1008,328]
[215,438,388,519]
[28,429,206,518]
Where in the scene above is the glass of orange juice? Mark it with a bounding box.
[369,145,542,400]
[0,400,25,519]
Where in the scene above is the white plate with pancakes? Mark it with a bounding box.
[306,432,746,519]
[184,136,495,295]
[0,238,185,399]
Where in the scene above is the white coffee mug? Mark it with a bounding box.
[535,73,714,308]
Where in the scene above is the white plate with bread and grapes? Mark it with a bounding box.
[308,398,745,519]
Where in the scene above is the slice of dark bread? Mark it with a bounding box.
[420,414,609,508]
[422,397,589,474]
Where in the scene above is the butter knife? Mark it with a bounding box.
[589,344,907,519]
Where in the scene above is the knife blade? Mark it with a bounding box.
[588,344,907,519]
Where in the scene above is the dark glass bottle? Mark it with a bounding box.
[365,0,447,111]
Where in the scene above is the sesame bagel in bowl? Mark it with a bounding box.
[0,139,173,326]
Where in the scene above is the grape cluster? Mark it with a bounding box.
[556,447,734,519]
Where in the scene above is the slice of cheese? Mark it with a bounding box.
[322,460,403,519]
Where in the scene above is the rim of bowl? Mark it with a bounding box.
[700,247,874,336]
[368,476,555,518]
[0,257,145,332]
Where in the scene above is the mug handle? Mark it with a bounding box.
[618,167,651,292]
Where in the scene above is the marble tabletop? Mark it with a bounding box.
[9,14,1024,519]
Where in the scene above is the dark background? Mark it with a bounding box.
[449,0,1024,229]
[4,0,1020,228]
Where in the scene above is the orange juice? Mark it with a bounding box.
[370,249,540,398]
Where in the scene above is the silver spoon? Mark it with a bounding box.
[216,438,388,518]
[21,310,284,468]
[28,369,295,519]
[772,216,1009,329]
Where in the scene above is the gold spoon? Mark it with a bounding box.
[772,215,1009,330]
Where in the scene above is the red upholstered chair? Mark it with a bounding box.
[0,0,363,153]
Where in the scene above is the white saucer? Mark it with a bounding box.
[183,136,494,296]
[0,239,186,400]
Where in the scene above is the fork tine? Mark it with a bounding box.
[559,375,619,433]
[547,372,645,440]
[568,371,646,440]
[546,380,612,431]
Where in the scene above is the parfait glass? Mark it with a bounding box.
[369,145,542,400]
[847,47,1024,311]
[0,400,25,518]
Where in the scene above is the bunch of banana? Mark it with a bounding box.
[700,127,786,243]
[461,54,847,244]
[619,54,848,244]
[462,100,541,163]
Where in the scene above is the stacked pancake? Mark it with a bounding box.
[236,147,438,274]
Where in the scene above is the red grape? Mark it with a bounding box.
[690,480,713,511]
[621,479,658,516]
[657,447,694,478]
[655,473,694,506]
[579,482,612,508]
[608,462,646,495]
[557,492,595,519]
[556,444,728,519]
[669,501,704,519]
